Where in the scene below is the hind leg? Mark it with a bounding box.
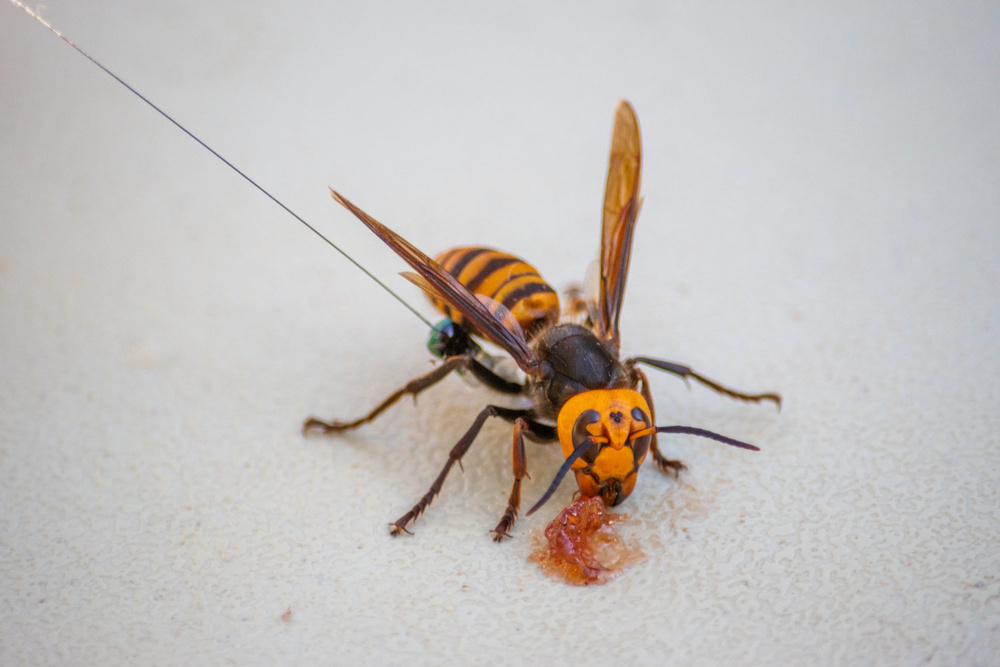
[303,355,471,434]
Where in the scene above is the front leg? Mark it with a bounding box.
[632,366,687,477]
[651,447,686,477]
[489,413,556,542]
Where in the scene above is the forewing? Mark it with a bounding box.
[330,189,540,374]
[598,100,643,351]
[401,272,530,351]
[474,295,529,348]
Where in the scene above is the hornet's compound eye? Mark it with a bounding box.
[572,409,602,463]
[427,319,465,358]
[630,407,651,462]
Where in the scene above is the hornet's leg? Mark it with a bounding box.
[390,405,534,537]
[632,366,686,476]
[303,355,472,434]
[488,409,557,542]
[629,356,781,409]
[466,358,525,395]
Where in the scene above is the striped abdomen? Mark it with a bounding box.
[432,247,560,338]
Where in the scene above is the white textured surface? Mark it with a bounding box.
[2,1,999,664]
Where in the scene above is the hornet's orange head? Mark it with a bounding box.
[556,389,653,507]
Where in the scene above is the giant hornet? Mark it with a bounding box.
[304,101,780,540]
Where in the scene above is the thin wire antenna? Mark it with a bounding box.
[10,0,434,330]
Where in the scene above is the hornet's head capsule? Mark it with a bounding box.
[556,389,652,506]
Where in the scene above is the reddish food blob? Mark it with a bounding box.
[529,495,645,585]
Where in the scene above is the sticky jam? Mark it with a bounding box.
[529,495,645,585]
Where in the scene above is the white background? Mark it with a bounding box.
[2,1,998,664]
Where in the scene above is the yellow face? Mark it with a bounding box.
[556,389,653,506]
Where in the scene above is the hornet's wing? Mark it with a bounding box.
[596,100,643,353]
[330,189,541,375]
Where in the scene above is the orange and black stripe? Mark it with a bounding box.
[432,247,560,338]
